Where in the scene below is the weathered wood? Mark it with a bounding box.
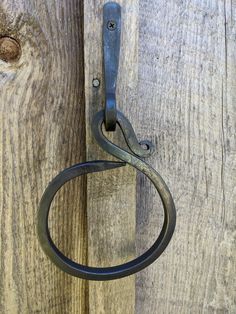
[136,1,236,313]
[0,1,87,313]
[84,1,139,313]
[1,1,235,313]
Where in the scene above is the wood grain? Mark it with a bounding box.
[0,1,87,313]
[0,1,235,313]
[136,1,236,313]
[84,1,139,313]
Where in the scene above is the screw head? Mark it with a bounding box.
[0,37,21,62]
[107,20,117,31]
[92,78,100,88]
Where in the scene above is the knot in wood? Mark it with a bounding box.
[0,37,21,62]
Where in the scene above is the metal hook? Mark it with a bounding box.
[103,2,121,131]
[37,2,176,281]
[103,2,154,156]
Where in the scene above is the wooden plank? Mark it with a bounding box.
[84,1,138,313]
[136,1,236,313]
[0,1,87,313]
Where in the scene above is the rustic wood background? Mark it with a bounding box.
[0,1,87,313]
[0,0,235,313]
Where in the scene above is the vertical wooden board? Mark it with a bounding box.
[0,1,87,313]
[136,1,236,313]
[84,1,139,313]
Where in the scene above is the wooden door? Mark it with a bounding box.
[0,1,235,313]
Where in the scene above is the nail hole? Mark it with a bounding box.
[140,143,149,150]
[92,78,100,88]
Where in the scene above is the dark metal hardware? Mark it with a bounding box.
[37,2,176,281]
[103,2,121,131]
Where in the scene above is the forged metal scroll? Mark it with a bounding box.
[37,110,176,281]
[37,1,176,281]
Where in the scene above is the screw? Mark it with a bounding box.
[107,20,116,31]
[92,78,100,88]
[0,37,21,62]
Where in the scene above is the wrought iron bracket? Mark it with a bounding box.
[37,2,176,281]
[103,2,121,131]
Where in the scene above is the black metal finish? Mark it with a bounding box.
[103,2,121,131]
[37,111,176,281]
[37,2,176,281]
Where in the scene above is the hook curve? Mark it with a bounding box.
[37,110,176,281]
[110,109,155,158]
